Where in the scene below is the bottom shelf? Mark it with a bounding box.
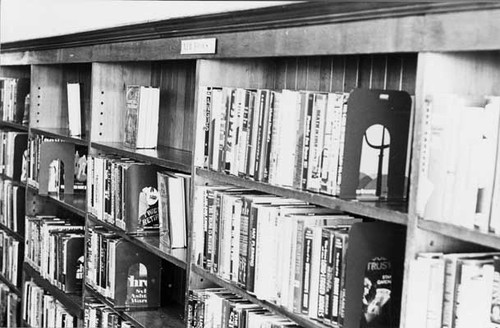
[0,272,21,296]
[191,265,336,328]
[85,284,184,328]
[23,263,83,319]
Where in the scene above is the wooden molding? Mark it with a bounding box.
[2,2,499,53]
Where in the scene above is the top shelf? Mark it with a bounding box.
[0,120,29,132]
[196,168,408,225]
[30,127,88,146]
[2,3,500,65]
[91,142,192,173]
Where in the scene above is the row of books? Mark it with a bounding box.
[405,252,500,328]
[0,231,21,286]
[197,87,412,200]
[196,185,359,325]
[194,185,406,327]
[87,154,190,248]
[188,288,300,328]
[418,94,500,233]
[0,283,20,328]
[85,298,136,328]
[27,134,87,193]
[0,130,27,181]
[23,280,78,328]
[0,178,25,233]
[0,77,30,124]
[123,85,160,149]
[24,215,85,294]
[86,226,161,309]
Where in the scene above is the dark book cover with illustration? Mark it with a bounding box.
[121,163,158,234]
[63,235,85,293]
[124,85,140,149]
[342,222,406,328]
[113,240,161,310]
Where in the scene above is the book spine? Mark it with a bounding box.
[246,206,259,293]
[263,91,276,182]
[316,228,330,319]
[238,198,251,288]
[238,90,251,177]
[212,191,222,274]
[301,227,314,314]
[206,189,215,272]
[335,96,349,195]
[323,228,336,322]
[230,199,242,283]
[203,88,212,168]
[223,89,236,174]
[337,232,349,326]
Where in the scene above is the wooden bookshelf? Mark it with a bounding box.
[85,284,185,328]
[418,218,500,250]
[0,3,499,328]
[0,223,24,241]
[191,265,336,328]
[197,168,408,225]
[87,214,187,269]
[0,120,29,132]
[0,272,22,296]
[30,127,88,146]
[0,173,27,188]
[23,263,83,319]
[27,185,86,217]
[91,142,192,173]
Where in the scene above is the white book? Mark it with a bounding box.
[67,82,82,136]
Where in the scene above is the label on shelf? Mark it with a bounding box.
[180,38,217,55]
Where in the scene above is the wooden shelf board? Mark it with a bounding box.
[0,173,27,188]
[30,127,88,146]
[191,265,336,328]
[23,262,83,318]
[0,272,22,296]
[418,219,500,249]
[85,284,185,328]
[27,185,87,217]
[87,214,187,270]
[0,120,29,132]
[91,142,192,173]
[197,168,408,225]
[0,223,24,241]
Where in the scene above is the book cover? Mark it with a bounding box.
[342,222,406,328]
[112,240,161,309]
[67,82,82,136]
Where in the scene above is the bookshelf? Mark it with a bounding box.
[1,2,500,328]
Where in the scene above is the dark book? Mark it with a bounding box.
[117,162,158,234]
[342,222,406,328]
[112,239,161,310]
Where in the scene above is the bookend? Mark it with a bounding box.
[339,89,412,200]
[38,141,75,195]
[11,133,28,181]
[113,240,161,310]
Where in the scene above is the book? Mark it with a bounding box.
[67,82,82,136]
[342,222,406,328]
[123,85,160,149]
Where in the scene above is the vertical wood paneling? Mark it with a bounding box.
[295,57,308,90]
[401,53,417,94]
[371,55,388,89]
[318,56,332,92]
[331,56,345,92]
[274,60,287,91]
[357,55,372,89]
[344,56,360,92]
[306,57,322,91]
[31,65,63,129]
[386,54,404,90]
